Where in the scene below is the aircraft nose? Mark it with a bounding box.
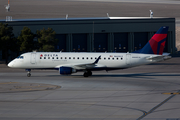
[8,61,14,67]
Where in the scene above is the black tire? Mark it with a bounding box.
[83,72,89,77]
[27,73,31,77]
[87,71,92,76]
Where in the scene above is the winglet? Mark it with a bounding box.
[93,56,101,64]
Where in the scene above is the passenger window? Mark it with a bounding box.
[40,57,42,59]
[48,57,50,59]
[86,57,88,59]
[91,57,93,59]
[104,58,106,60]
[61,57,62,59]
[56,57,58,59]
[121,58,123,60]
[65,57,67,59]
[73,57,75,59]
[52,57,54,59]
[82,57,84,59]
[77,57,79,59]
[69,57,71,59]
[117,58,118,60]
[44,57,46,59]
[108,58,110,60]
[112,58,114,60]
[95,57,97,59]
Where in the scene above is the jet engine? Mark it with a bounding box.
[59,67,76,75]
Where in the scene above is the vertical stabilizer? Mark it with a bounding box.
[134,26,169,55]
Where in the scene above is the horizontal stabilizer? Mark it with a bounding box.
[146,54,171,62]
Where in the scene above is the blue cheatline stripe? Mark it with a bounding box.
[156,26,169,34]
[157,38,166,54]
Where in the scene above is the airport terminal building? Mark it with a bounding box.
[0,17,176,60]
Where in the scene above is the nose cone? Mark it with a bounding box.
[8,61,14,68]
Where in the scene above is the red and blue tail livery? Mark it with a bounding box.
[135,26,169,55]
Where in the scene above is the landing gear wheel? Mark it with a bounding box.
[83,71,92,77]
[27,73,31,77]
[26,69,31,77]
[87,71,92,76]
[83,72,89,77]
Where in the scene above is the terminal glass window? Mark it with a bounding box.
[114,33,128,52]
[94,33,108,52]
[72,34,87,52]
[55,34,66,52]
[134,32,148,51]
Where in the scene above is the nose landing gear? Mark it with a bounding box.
[26,69,31,77]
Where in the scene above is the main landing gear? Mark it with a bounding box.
[26,69,31,77]
[83,71,92,77]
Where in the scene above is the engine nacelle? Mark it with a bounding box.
[59,67,76,75]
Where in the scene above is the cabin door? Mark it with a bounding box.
[126,54,131,65]
[31,53,36,64]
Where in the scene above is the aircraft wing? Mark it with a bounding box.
[55,56,106,70]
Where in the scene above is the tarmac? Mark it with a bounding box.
[1,0,180,20]
[0,57,180,120]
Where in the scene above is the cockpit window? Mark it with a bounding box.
[17,56,24,59]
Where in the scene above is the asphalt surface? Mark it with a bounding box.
[1,0,180,20]
[0,57,180,120]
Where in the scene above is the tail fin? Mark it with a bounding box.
[134,26,169,55]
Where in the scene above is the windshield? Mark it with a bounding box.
[16,56,24,59]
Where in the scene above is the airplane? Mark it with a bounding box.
[8,26,171,77]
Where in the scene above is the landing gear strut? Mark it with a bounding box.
[83,71,92,77]
[26,69,31,77]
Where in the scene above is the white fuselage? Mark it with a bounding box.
[8,52,161,71]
